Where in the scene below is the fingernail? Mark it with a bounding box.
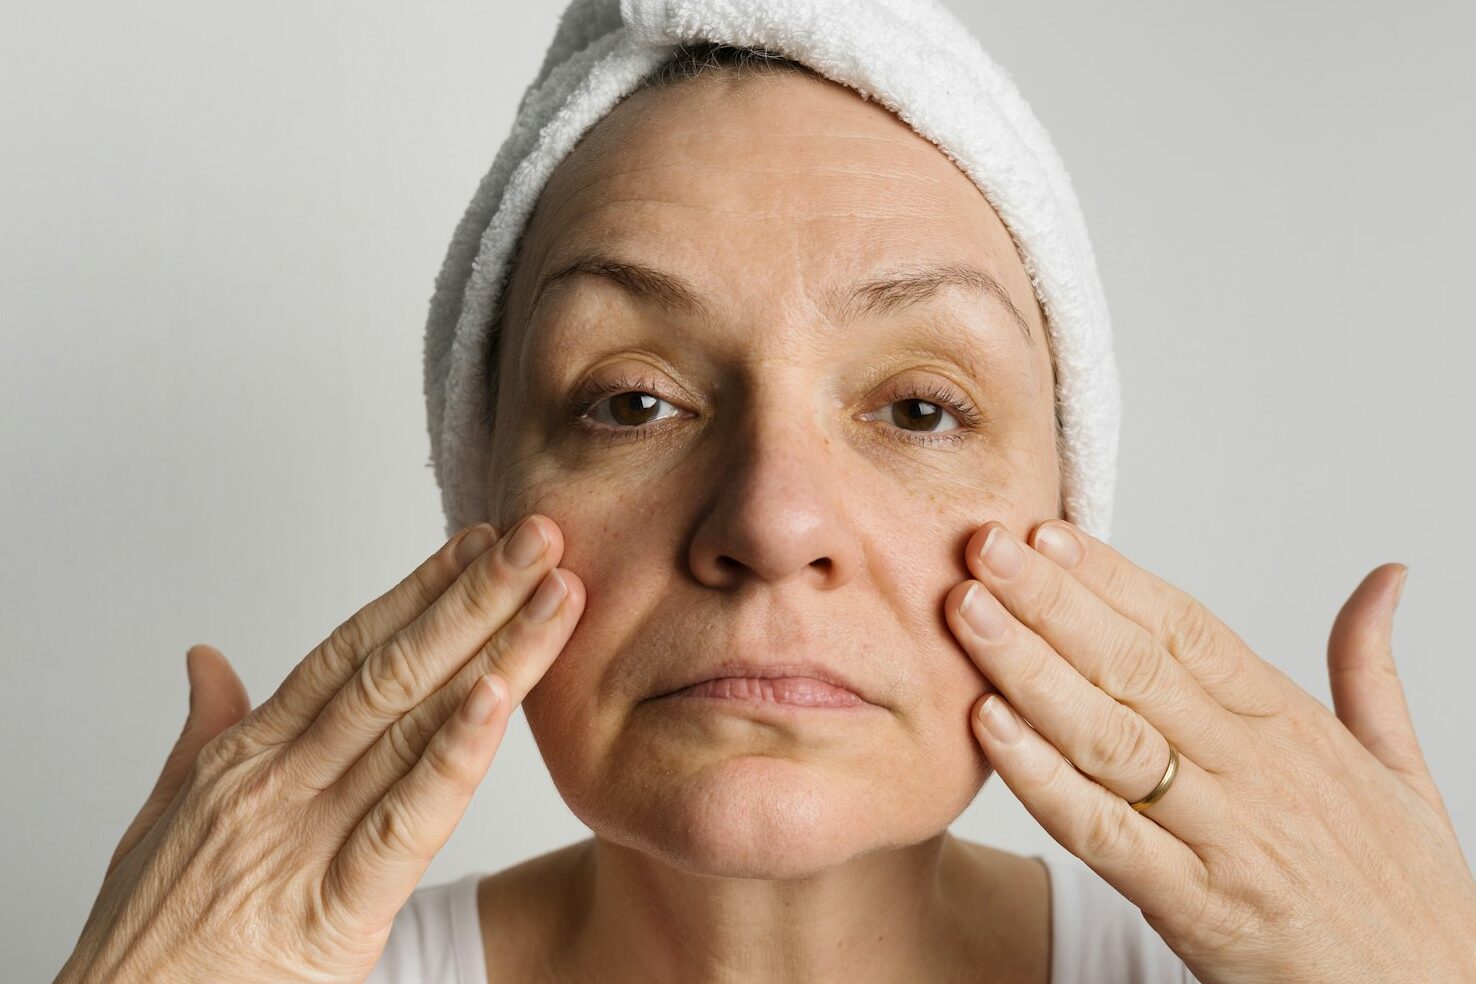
[524,570,567,622]
[961,582,1008,640]
[1033,523,1082,568]
[979,694,1022,744]
[454,524,496,567]
[505,517,549,569]
[462,674,504,724]
[980,526,1025,579]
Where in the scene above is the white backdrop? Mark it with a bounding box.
[4,2,1472,979]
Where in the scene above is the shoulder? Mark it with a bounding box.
[367,841,591,984]
[1033,851,1200,984]
[476,839,593,978]
[942,836,1052,983]
[364,868,490,984]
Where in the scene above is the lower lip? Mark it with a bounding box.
[663,676,868,709]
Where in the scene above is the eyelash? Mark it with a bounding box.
[569,371,986,449]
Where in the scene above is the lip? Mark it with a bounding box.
[649,660,878,707]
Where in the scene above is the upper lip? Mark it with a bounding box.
[650,659,877,705]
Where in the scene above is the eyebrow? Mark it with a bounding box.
[528,251,1036,347]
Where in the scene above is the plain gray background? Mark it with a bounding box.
[5,1,1472,978]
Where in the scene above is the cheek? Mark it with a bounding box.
[501,449,1025,851]
[520,610,621,756]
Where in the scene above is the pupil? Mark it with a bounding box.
[894,398,940,431]
[612,392,659,426]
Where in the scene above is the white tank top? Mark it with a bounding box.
[365,853,1200,983]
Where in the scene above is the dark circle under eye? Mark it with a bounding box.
[607,391,662,426]
[891,398,949,432]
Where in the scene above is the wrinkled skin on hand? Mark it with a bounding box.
[948,518,1476,983]
[55,518,584,984]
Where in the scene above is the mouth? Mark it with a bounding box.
[661,675,868,708]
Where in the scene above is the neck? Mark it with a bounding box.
[554,831,980,984]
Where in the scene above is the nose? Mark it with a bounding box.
[686,398,862,590]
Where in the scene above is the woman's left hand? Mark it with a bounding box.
[944,519,1476,984]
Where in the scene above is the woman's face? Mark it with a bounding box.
[487,70,1060,879]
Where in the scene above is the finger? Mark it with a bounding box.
[1326,564,1451,827]
[241,523,500,747]
[948,579,1234,852]
[106,645,251,879]
[1022,519,1294,719]
[323,672,512,936]
[960,523,1249,777]
[1327,565,1421,770]
[970,689,1205,923]
[280,515,561,792]
[315,564,583,834]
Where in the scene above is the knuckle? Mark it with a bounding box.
[1027,572,1075,632]
[322,616,374,680]
[1101,638,1170,703]
[458,553,517,625]
[420,728,474,791]
[479,627,523,680]
[196,723,257,778]
[384,711,436,775]
[1086,709,1156,775]
[1162,597,1215,662]
[195,751,291,830]
[355,640,422,716]
[1080,802,1133,859]
[1009,649,1055,698]
[1100,560,1139,608]
[365,799,421,858]
[1275,702,1344,769]
[405,558,450,612]
[299,878,354,956]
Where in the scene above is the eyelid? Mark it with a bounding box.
[584,389,685,428]
[569,369,688,418]
[569,368,985,448]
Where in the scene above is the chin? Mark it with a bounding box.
[574,754,962,881]
[525,680,992,880]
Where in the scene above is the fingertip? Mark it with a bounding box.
[977,693,1024,745]
[461,673,505,726]
[485,673,508,709]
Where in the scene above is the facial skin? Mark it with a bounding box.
[483,67,1062,979]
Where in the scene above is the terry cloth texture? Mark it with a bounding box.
[422,0,1122,543]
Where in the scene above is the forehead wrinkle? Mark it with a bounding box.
[557,159,957,188]
[539,194,955,241]
[829,263,1036,349]
[530,241,1037,354]
[541,126,961,218]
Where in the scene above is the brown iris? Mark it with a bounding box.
[607,391,662,426]
[892,398,946,432]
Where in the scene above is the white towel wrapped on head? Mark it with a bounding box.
[423,0,1121,543]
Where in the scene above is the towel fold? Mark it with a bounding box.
[423,0,1121,543]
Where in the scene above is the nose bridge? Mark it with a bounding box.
[687,361,861,588]
[723,352,841,492]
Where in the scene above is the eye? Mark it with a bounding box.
[585,389,682,428]
[570,371,689,440]
[859,380,985,447]
[569,372,984,449]
[865,396,962,434]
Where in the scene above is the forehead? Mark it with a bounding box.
[506,71,1045,362]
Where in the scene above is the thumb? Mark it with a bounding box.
[1326,564,1450,824]
[104,644,252,880]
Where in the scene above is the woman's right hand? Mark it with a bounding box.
[55,516,584,984]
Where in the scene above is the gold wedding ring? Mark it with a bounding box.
[1129,742,1179,812]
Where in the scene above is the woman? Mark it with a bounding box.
[55,3,1476,983]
